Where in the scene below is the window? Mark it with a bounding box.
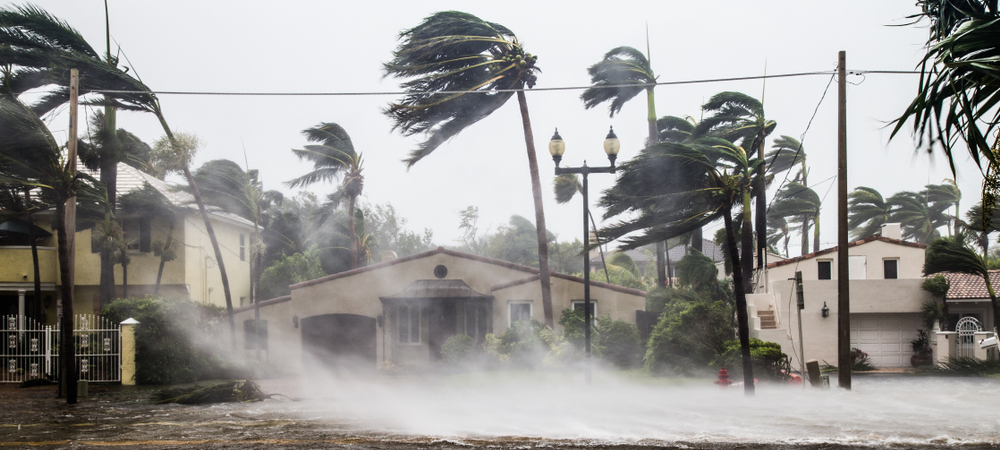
[571,300,597,318]
[398,304,420,343]
[509,302,532,326]
[239,233,246,261]
[465,303,489,341]
[121,218,151,253]
[883,259,898,279]
[817,260,832,280]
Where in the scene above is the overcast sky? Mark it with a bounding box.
[28,1,983,255]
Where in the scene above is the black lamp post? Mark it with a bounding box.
[549,126,620,382]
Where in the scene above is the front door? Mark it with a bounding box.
[427,302,457,360]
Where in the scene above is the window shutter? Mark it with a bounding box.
[139,218,152,252]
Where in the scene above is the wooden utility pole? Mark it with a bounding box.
[837,51,851,390]
[61,68,79,403]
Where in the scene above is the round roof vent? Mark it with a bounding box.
[433,264,448,279]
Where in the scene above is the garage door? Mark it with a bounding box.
[851,313,922,367]
[301,314,377,372]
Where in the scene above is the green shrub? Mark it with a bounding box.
[441,334,477,365]
[558,307,603,358]
[258,248,326,301]
[599,318,643,369]
[712,338,791,382]
[484,319,552,368]
[645,300,732,376]
[102,296,234,385]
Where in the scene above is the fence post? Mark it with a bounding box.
[120,318,139,386]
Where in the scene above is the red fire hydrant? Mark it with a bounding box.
[714,367,733,387]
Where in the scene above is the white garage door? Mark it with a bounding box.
[850,313,922,367]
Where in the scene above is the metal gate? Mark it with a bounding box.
[955,316,983,358]
[1,314,120,383]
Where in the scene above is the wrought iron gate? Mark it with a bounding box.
[1,314,120,383]
[955,316,983,358]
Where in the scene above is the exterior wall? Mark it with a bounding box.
[753,278,933,368]
[234,251,646,374]
[763,240,925,291]
[0,247,57,284]
[182,213,252,307]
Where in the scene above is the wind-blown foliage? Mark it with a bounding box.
[384,11,555,327]
[848,186,892,240]
[924,234,1000,333]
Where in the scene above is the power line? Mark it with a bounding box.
[87,69,917,97]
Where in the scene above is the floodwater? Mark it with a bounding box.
[2,373,1000,449]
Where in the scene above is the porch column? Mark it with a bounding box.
[121,318,139,385]
[17,289,25,329]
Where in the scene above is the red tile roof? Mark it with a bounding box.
[937,271,1000,299]
[766,236,926,269]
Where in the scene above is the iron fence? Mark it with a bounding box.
[1,314,120,383]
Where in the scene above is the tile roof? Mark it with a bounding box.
[938,271,1000,300]
[596,239,725,266]
[766,235,926,269]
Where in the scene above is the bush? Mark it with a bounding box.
[712,338,791,382]
[258,249,326,301]
[441,334,477,365]
[484,320,552,369]
[645,300,732,376]
[599,318,643,369]
[102,296,236,385]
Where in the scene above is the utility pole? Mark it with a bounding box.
[61,68,79,404]
[837,51,851,390]
[795,271,805,388]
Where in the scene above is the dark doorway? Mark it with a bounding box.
[301,314,376,372]
[427,302,457,360]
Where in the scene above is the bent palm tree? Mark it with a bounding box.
[286,123,363,269]
[848,186,892,240]
[695,92,776,282]
[924,234,1000,335]
[771,182,821,255]
[581,45,671,287]
[598,138,761,394]
[383,11,556,327]
[888,190,950,244]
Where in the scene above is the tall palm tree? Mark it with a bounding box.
[118,183,177,294]
[926,179,961,235]
[598,138,762,394]
[383,11,556,327]
[924,234,1000,335]
[694,92,776,286]
[286,123,363,269]
[770,182,821,255]
[580,45,669,286]
[766,214,792,257]
[959,200,1000,257]
[764,135,808,184]
[848,186,892,240]
[888,190,950,244]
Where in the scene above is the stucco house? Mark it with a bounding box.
[748,223,935,368]
[0,162,253,324]
[232,247,647,373]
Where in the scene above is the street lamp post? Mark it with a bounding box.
[549,126,620,382]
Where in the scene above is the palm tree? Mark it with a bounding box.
[888,190,950,244]
[848,186,892,240]
[286,123,363,269]
[924,234,1000,335]
[383,11,556,327]
[598,138,762,394]
[926,180,961,235]
[770,182,821,255]
[959,201,1000,257]
[766,214,792,257]
[580,45,668,286]
[694,92,776,286]
[0,184,46,318]
[764,135,808,184]
[118,183,177,294]
[893,1,1000,213]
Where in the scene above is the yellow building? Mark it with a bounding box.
[0,163,253,324]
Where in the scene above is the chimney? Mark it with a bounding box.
[880,223,902,240]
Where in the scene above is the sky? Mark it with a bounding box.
[24,1,985,256]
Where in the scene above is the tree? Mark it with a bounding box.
[598,139,761,394]
[383,11,556,327]
[893,1,1000,213]
[848,187,892,240]
[118,183,177,294]
[924,234,1000,335]
[770,182,821,255]
[286,123,363,269]
[961,201,1000,257]
[888,190,950,244]
[553,173,609,283]
[0,184,46,319]
[581,45,670,287]
[694,92,776,283]
[926,180,962,234]
[364,202,434,259]
[258,248,326,301]
[151,133,238,353]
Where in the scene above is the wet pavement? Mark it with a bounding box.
[2,374,999,449]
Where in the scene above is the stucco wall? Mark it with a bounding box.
[182,213,252,307]
[0,247,57,284]
[764,239,925,291]
[753,278,933,368]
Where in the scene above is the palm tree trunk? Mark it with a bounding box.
[741,192,754,293]
[348,195,358,270]
[587,210,610,284]
[121,258,128,298]
[723,203,755,395]
[656,241,667,288]
[691,227,703,253]
[154,221,174,294]
[55,201,77,403]
[516,90,554,328]
[183,165,237,354]
[98,105,118,309]
[646,88,669,288]
[156,111,237,353]
[984,276,1000,335]
[801,213,810,255]
[813,213,821,253]
[755,136,767,272]
[28,212,41,320]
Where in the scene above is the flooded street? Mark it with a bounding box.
[2,373,1000,449]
